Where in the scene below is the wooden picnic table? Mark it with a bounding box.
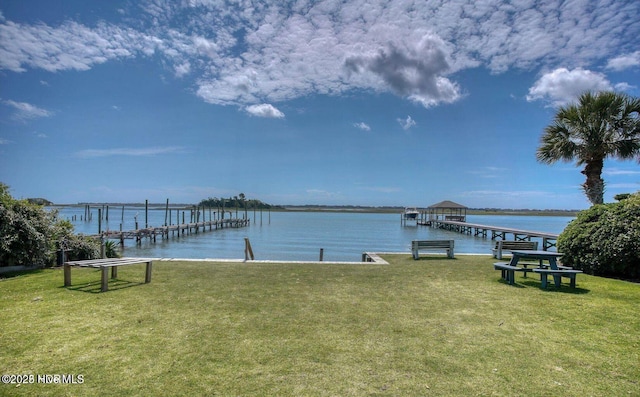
[508,250,563,269]
[505,250,582,289]
[64,257,153,292]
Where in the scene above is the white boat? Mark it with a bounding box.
[404,207,419,219]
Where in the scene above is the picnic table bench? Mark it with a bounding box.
[491,240,538,259]
[493,262,536,285]
[64,257,153,292]
[494,250,583,289]
[533,268,583,289]
[412,240,454,259]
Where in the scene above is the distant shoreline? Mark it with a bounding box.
[50,203,579,217]
[281,206,578,216]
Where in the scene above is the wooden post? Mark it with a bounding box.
[319,248,324,261]
[64,264,71,287]
[98,208,102,234]
[145,261,152,283]
[101,266,109,292]
[145,200,149,229]
[164,198,169,226]
[244,237,255,261]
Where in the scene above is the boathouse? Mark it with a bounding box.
[425,200,467,222]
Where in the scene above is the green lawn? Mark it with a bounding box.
[1,255,639,396]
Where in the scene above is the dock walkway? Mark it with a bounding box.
[101,218,250,246]
[419,219,559,250]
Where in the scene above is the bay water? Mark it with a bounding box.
[52,206,574,262]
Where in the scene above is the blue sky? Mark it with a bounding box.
[1,0,639,209]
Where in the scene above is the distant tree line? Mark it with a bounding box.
[198,193,280,210]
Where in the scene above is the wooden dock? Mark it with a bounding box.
[101,218,250,246]
[419,219,559,250]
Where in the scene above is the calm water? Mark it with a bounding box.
[51,207,574,262]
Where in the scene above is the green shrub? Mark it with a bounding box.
[558,192,640,278]
[104,240,121,258]
[0,183,100,267]
[1,185,55,267]
[62,234,101,261]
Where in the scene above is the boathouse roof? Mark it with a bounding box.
[427,200,467,209]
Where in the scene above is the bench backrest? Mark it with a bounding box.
[494,240,538,250]
[412,240,454,249]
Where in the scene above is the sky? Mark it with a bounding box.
[1,0,639,210]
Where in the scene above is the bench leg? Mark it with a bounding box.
[569,274,576,288]
[552,274,561,287]
[64,264,71,287]
[412,250,419,260]
[111,266,118,279]
[507,270,515,285]
[101,267,109,292]
[539,273,548,289]
[145,261,152,283]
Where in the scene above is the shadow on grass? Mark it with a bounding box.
[62,279,146,294]
[496,278,526,288]
[411,256,458,262]
[518,279,590,294]
[0,268,46,279]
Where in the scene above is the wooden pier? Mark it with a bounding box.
[101,218,250,246]
[419,219,558,250]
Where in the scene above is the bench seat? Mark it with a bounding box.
[493,262,535,285]
[412,240,454,259]
[533,268,583,289]
[64,257,153,292]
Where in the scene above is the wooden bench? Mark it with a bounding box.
[361,252,388,264]
[492,240,539,259]
[412,240,454,259]
[533,268,583,289]
[64,257,153,292]
[494,262,535,285]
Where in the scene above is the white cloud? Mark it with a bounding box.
[526,68,613,107]
[75,146,185,158]
[245,104,285,118]
[608,183,640,189]
[606,51,640,71]
[468,166,509,178]
[0,1,638,109]
[2,99,53,121]
[353,122,371,131]
[0,19,152,73]
[614,82,637,92]
[305,189,342,199]
[397,115,416,130]
[345,35,461,108]
[604,168,640,176]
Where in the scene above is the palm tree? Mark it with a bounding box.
[537,91,640,205]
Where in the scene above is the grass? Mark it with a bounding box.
[1,255,639,396]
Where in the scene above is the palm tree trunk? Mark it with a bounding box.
[581,159,605,205]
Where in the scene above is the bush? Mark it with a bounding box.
[1,187,55,267]
[0,183,100,267]
[558,192,640,279]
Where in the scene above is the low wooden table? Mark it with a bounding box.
[64,258,153,292]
